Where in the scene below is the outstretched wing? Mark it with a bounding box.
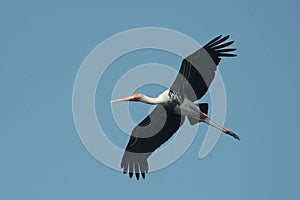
[170,35,236,101]
[121,105,185,180]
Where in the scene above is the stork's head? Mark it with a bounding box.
[110,93,143,103]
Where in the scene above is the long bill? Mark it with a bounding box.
[110,95,135,103]
[111,94,141,103]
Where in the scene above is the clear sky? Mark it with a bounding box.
[1,0,300,199]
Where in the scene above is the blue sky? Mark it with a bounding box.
[1,0,300,199]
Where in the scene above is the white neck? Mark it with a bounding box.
[140,95,160,105]
[140,90,170,105]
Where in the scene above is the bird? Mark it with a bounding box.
[110,35,239,180]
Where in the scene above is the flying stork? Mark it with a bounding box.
[110,35,239,180]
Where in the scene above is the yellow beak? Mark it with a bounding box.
[110,95,134,103]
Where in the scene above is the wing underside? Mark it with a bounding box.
[170,35,236,101]
[121,105,184,179]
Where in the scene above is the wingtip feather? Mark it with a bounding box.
[205,35,222,47]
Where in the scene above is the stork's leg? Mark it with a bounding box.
[188,103,240,140]
[202,120,240,140]
[196,116,240,140]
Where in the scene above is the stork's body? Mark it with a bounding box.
[110,35,239,180]
[137,89,201,118]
